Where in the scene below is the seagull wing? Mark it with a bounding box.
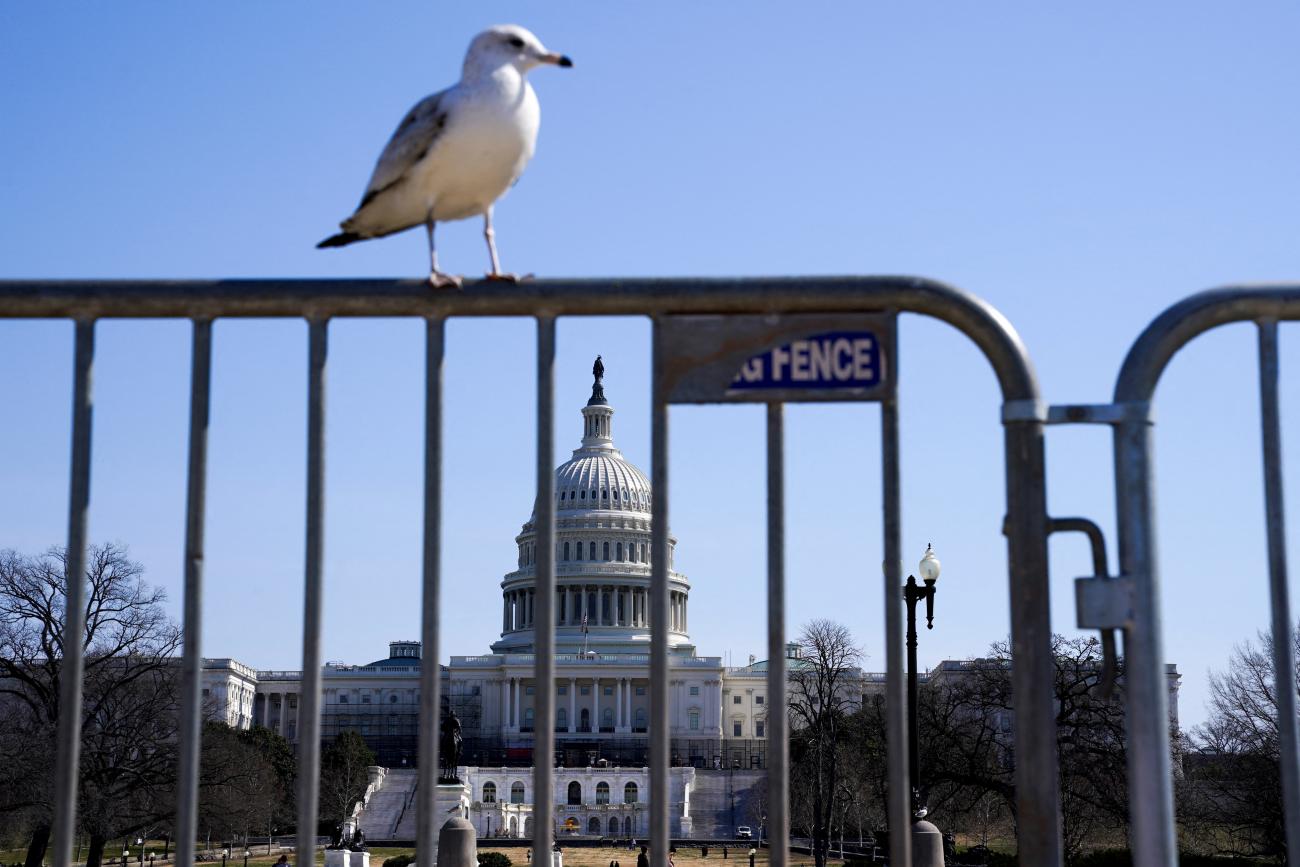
[355,88,454,212]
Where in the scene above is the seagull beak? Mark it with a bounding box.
[540,52,574,68]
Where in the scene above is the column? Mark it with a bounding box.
[592,678,600,731]
[562,587,569,624]
[682,595,687,632]
[579,586,587,624]
[501,679,510,733]
[569,678,577,733]
[512,678,520,730]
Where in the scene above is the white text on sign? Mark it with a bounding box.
[728,331,880,392]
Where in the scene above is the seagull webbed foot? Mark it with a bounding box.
[428,271,464,290]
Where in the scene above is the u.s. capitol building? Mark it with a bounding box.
[202,364,779,837]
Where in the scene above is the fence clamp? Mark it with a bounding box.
[1046,402,1154,425]
[1075,574,1137,630]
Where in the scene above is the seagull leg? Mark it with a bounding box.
[481,209,528,282]
[426,217,463,290]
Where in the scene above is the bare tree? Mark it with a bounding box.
[0,543,182,867]
[319,730,377,828]
[788,619,862,867]
[1180,627,1300,860]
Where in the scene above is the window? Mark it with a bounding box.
[733,720,743,737]
[636,686,646,696]
[557,708,568,729]
[581,490,586,499]
[559,685,567,695]
[339,694,349,705]
[603,542,610,561]
[360,721,371,735]
[689,686,700,696]
[602,489,608,499]
[624,816,634,835]
[603,707,615,728]
[511,781,525,804]
[590,542,597,560]
[580,685,590,695]
[755,696,764,705]
[604,685,614,696]
[624,782,638,803]
[564,542,570,560]
[617,542,623,560]
[689,710,700,730]
[577,543,583,561]
[483,782,497,803]
[523,708,535,731]
[733,696,741,704]
[389,715,399,735]
[631,546,638,563]
[361,694,371,704]
[640,543,647,561]
[610,817,621,835]
[596,782,610,804]
[756,721,766,738]
[390,694,399,704]
[526,686,535,695]
[634,708,647,731]
[588,817,601,834]
[568,781,582,805]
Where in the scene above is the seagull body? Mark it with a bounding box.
[318,25,571,287]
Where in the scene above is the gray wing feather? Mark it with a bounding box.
[356,88,454,210]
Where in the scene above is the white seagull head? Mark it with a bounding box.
[464,25,573,79]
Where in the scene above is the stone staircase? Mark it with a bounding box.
[688,769,764,839]
[354,768,419,841]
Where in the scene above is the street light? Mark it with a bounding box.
[222,847,229,867]
[903,543,944,867]
[244,848,251,867]
[137,837,144,866]
[122,845,130,867]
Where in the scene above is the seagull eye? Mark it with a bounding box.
[508,37,525,48]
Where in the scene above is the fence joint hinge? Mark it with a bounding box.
[1046,401,1153,425]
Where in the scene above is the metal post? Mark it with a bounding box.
[176,318,213,867]
[51,319,94,867]
[417,316,445,864]
[1002,415,1063,865]
[904,577,921,815]
[765,403,788,867]
[296,318,328,867]
[1112,413,1177,867]
[534,315,557,860]
[650,320,671,867]
[1258,319,1300,855]
[880,325,911,867]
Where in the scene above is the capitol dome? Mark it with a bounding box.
[492,359,692,655]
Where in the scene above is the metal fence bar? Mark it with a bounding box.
[1003,415,1061,864]
[296,318,328,867]
[1258,319,1300,856]
[176,318,213,867]
[51,319,95,867]
[765,403,789,867]
[1114,286,1300,866]
[417,315,445,863]
[880,324,911,867]
[533,315,558,858]
[650,320,670,866]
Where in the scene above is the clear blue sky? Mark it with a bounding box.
[1,3,1297,730]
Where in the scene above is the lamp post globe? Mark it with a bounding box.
[918,543,941,584]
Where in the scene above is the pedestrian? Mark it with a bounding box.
[527,849,532,862]
[702,846,708,858]
[637,845,649,867]
[669,847,677,867]
[723,846,729,859]
[276,858,289,866]
[748,848,756,867]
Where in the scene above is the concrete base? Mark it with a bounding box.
[325,851,371,867]
[437,817,477,867]
[911,820,944,867]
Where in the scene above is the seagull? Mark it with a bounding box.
[317,25,572,289]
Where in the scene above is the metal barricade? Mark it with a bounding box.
[1091,286,1300,867]
[0,276,1062,867]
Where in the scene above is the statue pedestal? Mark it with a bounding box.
[325,852,370,867]
[435,779,471,829]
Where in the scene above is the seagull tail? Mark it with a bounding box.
[316,231,364,249]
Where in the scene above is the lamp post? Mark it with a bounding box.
[244,848,251,867]
[903,543,945,867]
[122,845,130,867]
[137,837,144,866]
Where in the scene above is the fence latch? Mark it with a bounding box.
[1075,574,1136,630]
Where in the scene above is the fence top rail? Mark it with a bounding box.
[1115,284,1300,403]
[0,275,1040,400]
